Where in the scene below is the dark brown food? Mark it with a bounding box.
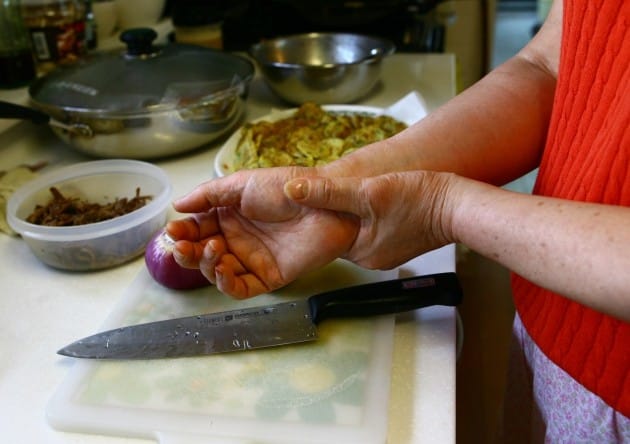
[26,187,152,226]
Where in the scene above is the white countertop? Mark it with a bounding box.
[0,53,458,443]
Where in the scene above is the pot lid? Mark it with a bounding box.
[28,28,255,116]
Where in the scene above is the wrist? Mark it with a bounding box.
[439,173,486,246]
[447,178,513,249]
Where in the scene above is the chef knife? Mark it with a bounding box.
[58,272,462,360]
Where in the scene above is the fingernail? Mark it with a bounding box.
[171,196,184,208]
[284,178,308,200]
[204,240,217,257]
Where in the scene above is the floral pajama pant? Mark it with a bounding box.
[498,314,630,443]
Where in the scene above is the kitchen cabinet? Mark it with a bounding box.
[0,53,458,443]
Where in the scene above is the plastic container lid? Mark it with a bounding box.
[28,28,254,117]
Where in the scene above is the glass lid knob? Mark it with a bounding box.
[120,28,159,57]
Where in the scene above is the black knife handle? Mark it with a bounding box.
[309,272,463,324]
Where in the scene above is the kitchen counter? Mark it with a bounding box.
[0,53,458,443]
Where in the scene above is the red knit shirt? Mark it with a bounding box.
[511,0,629,417]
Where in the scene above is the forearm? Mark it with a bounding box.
[320,55,555,185]
[320,0,562,185]
[450,180,630,321]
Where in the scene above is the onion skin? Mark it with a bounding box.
[144,229,211,290]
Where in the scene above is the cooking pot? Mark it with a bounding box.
[0,28,255,159]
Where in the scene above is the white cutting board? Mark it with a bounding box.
[47,260,397,444]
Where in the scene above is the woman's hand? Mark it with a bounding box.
[284,170,459,269]
[166,167,360,298]
[285,169,630,321]
[167,167,462,299]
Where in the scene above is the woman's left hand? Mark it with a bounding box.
[166,167,359,298]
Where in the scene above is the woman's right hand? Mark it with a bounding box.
[284,170,460,269]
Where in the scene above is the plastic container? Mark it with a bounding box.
[7,159,172,271]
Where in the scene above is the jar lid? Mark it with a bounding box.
[28,28,254,117]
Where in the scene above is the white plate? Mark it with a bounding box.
[213,104,394,177]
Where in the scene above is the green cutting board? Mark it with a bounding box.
[47,260,397,444]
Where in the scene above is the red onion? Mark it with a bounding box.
[144,229,211,290]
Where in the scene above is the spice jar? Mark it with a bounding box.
[20,0,87,74]
[0,0,37,88]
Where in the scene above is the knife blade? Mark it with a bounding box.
[58,272,462,360]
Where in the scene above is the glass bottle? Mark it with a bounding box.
[0,0,37,88]
[20,0,87,75]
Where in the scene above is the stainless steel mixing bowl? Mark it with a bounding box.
[249,33,395,104]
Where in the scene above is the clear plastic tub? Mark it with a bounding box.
[7,159,172,270]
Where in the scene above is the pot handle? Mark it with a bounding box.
[0,100,93,137]
[0,100,50,125]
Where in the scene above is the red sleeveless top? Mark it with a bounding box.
[511,0,630,417]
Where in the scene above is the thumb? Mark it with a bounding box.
[284,176,364,214]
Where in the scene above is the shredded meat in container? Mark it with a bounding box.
[27,187,153,226]
[233,102,407,169]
